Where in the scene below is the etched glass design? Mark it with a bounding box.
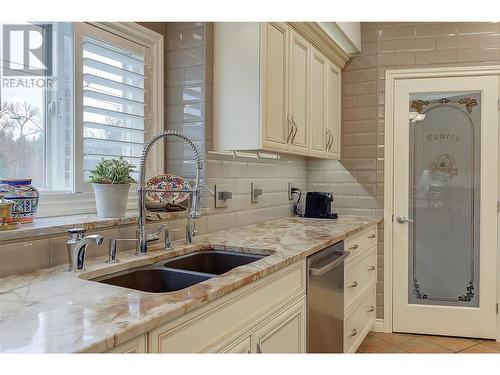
[408,92,481,307]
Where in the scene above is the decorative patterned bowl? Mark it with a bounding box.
[145,174,192,205]
[0,178,39,223]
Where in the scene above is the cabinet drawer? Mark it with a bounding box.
[345,225,377,261]
[148,261,306,353]
[344,288,376,353]
[107,334,147,353]
[345,248,376,308]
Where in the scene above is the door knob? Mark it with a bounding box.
[396,216,415,224]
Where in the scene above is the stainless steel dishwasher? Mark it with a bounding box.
[307,241,349,353]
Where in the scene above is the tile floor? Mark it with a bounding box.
[357,332,500,353]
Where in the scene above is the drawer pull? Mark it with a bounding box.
[367,265,376,271]
[367,305,375,313]
[349,244,359,250]
[348,281,358,288]
[368,234,376,239]
[349,328,357,337]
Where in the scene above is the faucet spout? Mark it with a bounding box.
[66,228,103,272]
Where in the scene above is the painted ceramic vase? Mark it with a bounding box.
[0,178,39,223]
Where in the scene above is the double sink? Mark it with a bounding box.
[91,249,268,293]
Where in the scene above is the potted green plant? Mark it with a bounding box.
[88,156,136,218]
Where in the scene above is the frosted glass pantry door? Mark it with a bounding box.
[392,75,498,338]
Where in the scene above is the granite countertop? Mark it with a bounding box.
[0,215,382,353]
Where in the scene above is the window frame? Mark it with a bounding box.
[36,22,164,217]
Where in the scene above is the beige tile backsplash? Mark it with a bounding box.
[0,239,51,277]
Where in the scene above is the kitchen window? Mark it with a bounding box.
[0,23,74,192]
[0,22,164,216]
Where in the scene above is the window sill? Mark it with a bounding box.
[0,209,204,243]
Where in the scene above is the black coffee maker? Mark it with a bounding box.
[304,192,337,219]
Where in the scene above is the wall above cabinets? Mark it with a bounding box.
[213,22,347,160]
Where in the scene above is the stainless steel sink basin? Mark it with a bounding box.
[163,250,267,275]
[91,249,268,293]
[92,267,212,293]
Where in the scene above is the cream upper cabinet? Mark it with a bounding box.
[309,47,328,157]
[288,30,310,154]
[262,22,290,151]
[213,22,343,159]
[326,61,341,158]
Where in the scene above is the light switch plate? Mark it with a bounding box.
[215,184,232,208]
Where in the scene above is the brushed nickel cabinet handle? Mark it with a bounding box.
[325,129,332,150]
[349,328,357,337]
[287,115,294,143]
[349,244,359,250]
[256,342,262,353]
[348,281,358,288]
[368,234,376,239]
[291,118,298,143]
[368,265,375,271]
[367,305,375,313]
[328,130,334,151]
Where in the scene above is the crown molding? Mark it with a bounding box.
[289,22,350,69]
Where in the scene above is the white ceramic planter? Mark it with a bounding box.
[92,183,130,218]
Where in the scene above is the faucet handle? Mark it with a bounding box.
[146,224,166,242]
[68,227,86,240]
[195,183,215,196]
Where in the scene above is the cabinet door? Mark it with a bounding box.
[251,297,306,353]
[326,61,341,158]
[220,335,252,353]
[309,47,328,157]
[107,335,147,353]
[288,30,310,154]
[262,22,290,151]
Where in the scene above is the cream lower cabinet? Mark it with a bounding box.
[148,261,306,353]
[107,334,147,353]
[343,224,378,353]
[214,22,343,159]
[251,296,306,353]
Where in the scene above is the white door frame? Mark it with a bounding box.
[384,65,500,341]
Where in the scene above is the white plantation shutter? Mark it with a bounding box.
[81,34,148,182]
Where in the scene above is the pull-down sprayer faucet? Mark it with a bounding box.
[136,130,213,255]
